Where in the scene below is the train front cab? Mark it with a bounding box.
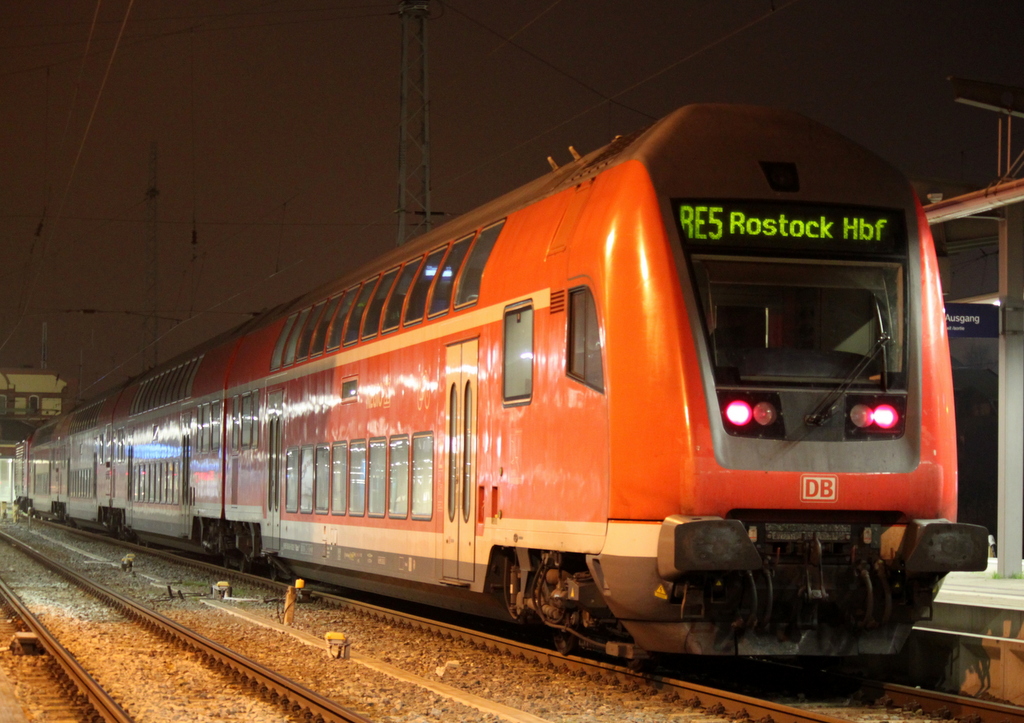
[589,105,988,656]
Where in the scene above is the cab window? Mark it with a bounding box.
[567,287,604,392]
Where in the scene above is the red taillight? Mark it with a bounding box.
[725,400,753,425]
[872,404,898,429]
[849,402,899,430]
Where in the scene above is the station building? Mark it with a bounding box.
[0,369,66,506]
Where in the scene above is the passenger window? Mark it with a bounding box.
[568,287,604,392]
[230,396,240,450]
[388,436,409,518]
[271,313,298,370]
[300,446,314,514]
[348,440,367,515]
[344,280,379,346]
[411,433,433,519]
[285,447,299,513]
[250,391,260,448]
[331,441,348,515]
[326,288,357,352]
[309,296,340,358]
[503,304,534,403]
[210,400,221,451]
[405,247,447,325]
[315,444,330,513]
[383,257,423,332]
[241,393,253,448]
[296,301,326,362]
[368,437,387,517]
[428,237,472,317]
[362,268,400,340]
[283,307,311,366]
[455,220,505,307]
[198,399,208,450]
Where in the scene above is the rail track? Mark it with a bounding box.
[17,518,1024,723]
[0,525,371,723]
[0,571,132,722]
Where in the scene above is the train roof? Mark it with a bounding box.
[58,103,913,418]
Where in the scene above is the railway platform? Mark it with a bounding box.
[899,557,1024,705]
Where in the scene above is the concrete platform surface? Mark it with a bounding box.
[934,557,1024,611]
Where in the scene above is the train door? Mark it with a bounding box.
[180,411,193,538]
[442,339,479,583]
[114,428,125,502]
[264,390,285,550]
[126,445,134,527]
[101,424,113,503]
[59,444,69,502]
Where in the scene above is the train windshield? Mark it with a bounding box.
[691,257,904,387]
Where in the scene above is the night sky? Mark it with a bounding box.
[1,1,1022,402]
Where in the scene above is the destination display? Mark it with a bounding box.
[674,200,905,254]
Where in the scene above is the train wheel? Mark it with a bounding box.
[553,631,578,656]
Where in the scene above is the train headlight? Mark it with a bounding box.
[718,392,786,439]
[850,404,874,428]
[844,395,906,439]
[725,400,753,426]
[752,401,777,426]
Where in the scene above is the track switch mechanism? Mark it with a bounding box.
[325,632,352,660]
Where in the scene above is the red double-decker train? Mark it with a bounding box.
[19,104,986,658]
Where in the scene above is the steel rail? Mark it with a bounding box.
[0,574,135,723]
[30,520,1024,723]
[858,678,1024,723]
[0,528,372,723]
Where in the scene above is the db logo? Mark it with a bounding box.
[801,474,838,503]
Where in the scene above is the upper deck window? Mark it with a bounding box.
[282,307,311,367]
[309,295,341,358]
[362,268,400,340]
[296,301,326,363]
[344,278,379,346]
[383,257,423,332]
[404,247,447,325]
[455,220,505,308]
[428,236,473,318]
[326,287,358,352]
[271,313,298,371]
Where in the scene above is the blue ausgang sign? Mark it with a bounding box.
[945,302,999,338]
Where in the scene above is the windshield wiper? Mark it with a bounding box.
[804,296,891,427]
